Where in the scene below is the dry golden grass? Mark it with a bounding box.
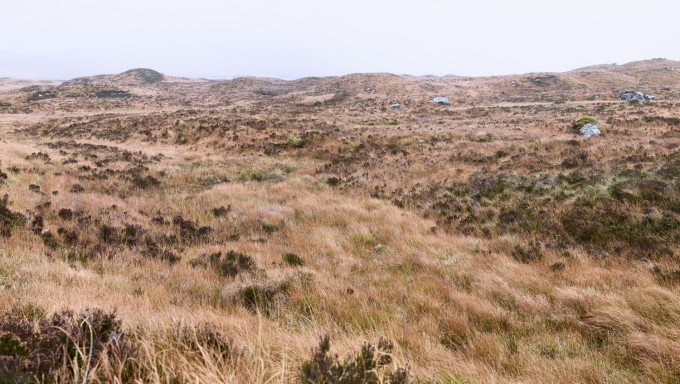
[1,61,680,383]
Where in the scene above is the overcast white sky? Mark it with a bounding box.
[1,0,678,79]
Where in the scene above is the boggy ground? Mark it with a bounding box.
[0,61,680,383]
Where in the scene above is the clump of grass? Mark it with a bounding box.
[570,116,599,132]
[301,335,410,384]
[282,252,305,267]
[439,315,472,352]
[362,117,399,126]
[249,170,278,182]
[65,248,90,264]
[176,134,189,145]
[287,136,306,148]
[10,304,46,321]
[469,133,494,142]
[237,164,292,182]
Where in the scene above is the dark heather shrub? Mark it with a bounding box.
[511,242,543,263]
[301,335,410,384]
[131,175,161,189]
[190,251,255,277]
[651,265,680,285]
[0,309,124,383]
[282,252,305,267]
[70,184,85,193]
[237,285,279,313]
[58,208,73,220]
[326,176,340,187]
[211,205,231,217]
[219,251,255,277]
[98,225,119,244]
[0,194,27,238]
[178,323,234,359]
[172,215,213,242]
[41,231,59,249]
[31,215,44,234]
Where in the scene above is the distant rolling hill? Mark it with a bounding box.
[2,59,678,107]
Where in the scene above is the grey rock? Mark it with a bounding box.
[620,90,656,102]
[580,123,601,138]
[431,96,449,105]
[529,75,558,86]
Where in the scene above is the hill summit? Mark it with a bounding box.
[115,68,164,85]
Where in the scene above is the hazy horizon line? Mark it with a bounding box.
[2,57,677,83]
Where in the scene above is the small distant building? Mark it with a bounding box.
[431,96,449,105]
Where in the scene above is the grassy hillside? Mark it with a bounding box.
[0,60,679,383]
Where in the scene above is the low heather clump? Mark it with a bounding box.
[0,194,26,238]
[301,335,410,384]
[0,309,125,383]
